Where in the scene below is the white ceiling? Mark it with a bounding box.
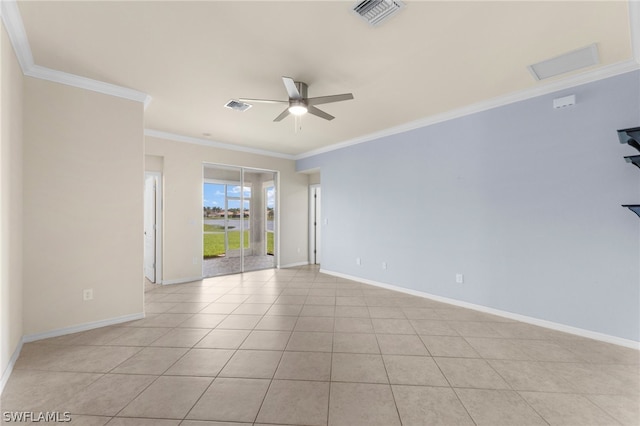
[12,1,639,157]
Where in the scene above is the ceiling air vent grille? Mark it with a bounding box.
[224,99,252,112]
[352,0,405,26]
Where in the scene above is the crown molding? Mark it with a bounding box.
[25,64,151,105]
[144,129,296,160]
[1,0,151,106]
[295,60,640,160]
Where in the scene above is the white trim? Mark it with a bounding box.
[0,340,23,395]
[295,61,640,160]
[1,0,151,105]
[630,0,640,65]
[25,65,151,105]
[320,269,640,350]
[145,129,295,160]
[21,312,145,343]
[280,261,310,269]
[0,0,34,72]
[162,276,204,285]
[144,171,163,284]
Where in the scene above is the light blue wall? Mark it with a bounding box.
[297,71,640,342]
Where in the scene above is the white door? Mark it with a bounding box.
[144,174,156,282]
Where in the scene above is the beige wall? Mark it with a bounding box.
[22,78,144,335]
[1,24,24,382]
[145,136,309,283]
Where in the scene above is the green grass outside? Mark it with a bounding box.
[203,230,275,258]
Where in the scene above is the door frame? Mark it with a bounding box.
[309,184,321,265]
[144,171,163,284]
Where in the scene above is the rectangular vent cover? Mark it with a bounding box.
[528,44,599,80]
[352,0,405,26]
[224,100,252,112]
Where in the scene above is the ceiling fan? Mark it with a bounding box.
[240,77,354,122]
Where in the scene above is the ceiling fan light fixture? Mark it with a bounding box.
[289,102,308,116]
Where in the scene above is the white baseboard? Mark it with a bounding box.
[0,339,24,396]
[22,312,145,343]
[321,269,640,350]
[162,276,203,285]
[279,261,310,269]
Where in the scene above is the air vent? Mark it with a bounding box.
[352,0,405,26]
[224,99,252,112]
[528,44,600,80]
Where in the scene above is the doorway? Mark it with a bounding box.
[203,164,278,277]
[144,172,162,283]
[309,185,321,265]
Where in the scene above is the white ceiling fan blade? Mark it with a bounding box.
[273,108,291,122]
[307,93,354,106]
[282,77,302,100]
[307,106,335,121]
[239,98,287,104]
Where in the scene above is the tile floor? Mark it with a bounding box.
[2,265,639,425]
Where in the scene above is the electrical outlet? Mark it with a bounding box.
[193,257,198,265]
[456,274,464,284]
[382,262,387,270]
[356,257,361,266]
[83,289,93,301]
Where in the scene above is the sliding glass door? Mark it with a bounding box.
[203,164,277,277]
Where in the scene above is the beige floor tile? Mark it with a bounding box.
[465,337,533,360]
[448,321,504,338]
[401,307,441,320]
[305,295,336,305]
[265,304,303,316]
[376,334,429,355]
[218,350,282,379]
[1,370,102,412]
[175,314,226,328]
[163,348,234,376]
[254,315,297,331]
[520,391,619,425]
[54,326,129,346]
[435,357,510,389]
[231,303,272,315]
[107,418,180,425]
[65,374,156,416]
[182,421,251,426]
[331,353,388,383]
[215,295,250,303]
[145,302,179,313]
[128,313,193,328]
[488,359,575,392]
[300,305,335,317]
[239,330,291,350]
[368,307,406,319]
[333,332,380,354]
[371,318,415,334]
[308,288,337,296]
[110,347,188,375]
[195,329,250,349]
[513,339,585,362]
[455,388,547,426]
[216,314,262,330]
[295,316,335,332]
[286,331,333,352]
[588,394,640,425]
[420,335,479,358]
[335,296,366,306]
[392,385,475,426]
[335,306,370,318]
[63,415,111,425]
[186,377,270,422]
[275,295,307,304]
[164,302,209,314]
[383,355,448,386]
[45,345,140,373]
[256,380,330,426]
[199,303,240,314]
[274,351,332,381]
[149,328,210,347]
[408,319,458,336]
[107,327,171,346]
[561,338,640,365]
[334,317,374,333]
[119,376,210,419]
[329,382,400,426]
[543,362,634,395]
